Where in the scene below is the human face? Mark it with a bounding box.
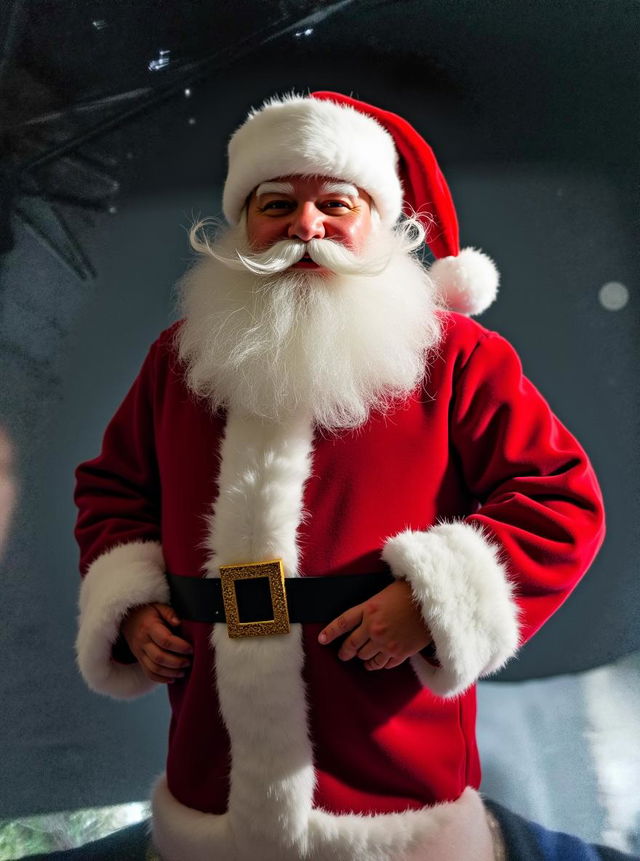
[245,175,373,274]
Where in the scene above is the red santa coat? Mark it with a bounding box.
[74,310,605,861]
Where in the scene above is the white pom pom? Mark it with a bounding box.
[429,247,499,316]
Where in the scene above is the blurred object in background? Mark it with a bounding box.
[0,426,16,562]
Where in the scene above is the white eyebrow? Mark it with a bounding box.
[255,181,295,198]
[320,182,358,198]
[254,180,360,199]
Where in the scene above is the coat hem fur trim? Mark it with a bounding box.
[151,774,496,861]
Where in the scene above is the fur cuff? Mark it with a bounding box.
[382,521,519,698]
[76,540,169,699]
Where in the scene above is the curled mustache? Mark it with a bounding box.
[198,237,391,277]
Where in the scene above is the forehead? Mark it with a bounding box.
[253,175,365,199]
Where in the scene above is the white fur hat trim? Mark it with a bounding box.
[223,94,403,227]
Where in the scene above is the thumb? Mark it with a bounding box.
[154,603,180,627]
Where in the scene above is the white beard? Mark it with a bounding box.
[174,224,444,430]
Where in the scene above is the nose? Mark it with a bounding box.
[287,202,325,242]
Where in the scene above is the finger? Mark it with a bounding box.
[147,665,185,681]
[357,640,381,661]
[140,654,185,681]
[149,623,193,655]
[338,625,371,661]
[143,641,191,670]
[154,603,181,627]
[384,656,406,670]
[365,653,391,671]
[146,669,182,685]
[318,606,364,645]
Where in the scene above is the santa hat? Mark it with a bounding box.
[223,91,499,316]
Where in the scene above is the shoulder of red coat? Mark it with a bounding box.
[149,320,184,355]
[435,309,497,353]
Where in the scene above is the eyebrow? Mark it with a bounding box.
[255,181,296,198]
[254,180,360,199]
[319,182,358,198]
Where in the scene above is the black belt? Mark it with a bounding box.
[167,570,395,625]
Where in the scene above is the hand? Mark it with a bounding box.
[317,579,432,670]
[121,603,193,684]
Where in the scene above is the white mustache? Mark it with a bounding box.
[212,238,391,277]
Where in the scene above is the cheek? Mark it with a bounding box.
[246,213,280,250]
[340,215,372,252]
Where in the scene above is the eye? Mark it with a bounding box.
[259,200,295,212]
[321,200,351,210]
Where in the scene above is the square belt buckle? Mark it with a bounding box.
[219,559,290,638]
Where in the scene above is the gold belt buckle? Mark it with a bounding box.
[219,559,290,638]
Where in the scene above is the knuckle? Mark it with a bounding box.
[147,644,162,663]
[163,668,180,678]
[146,658,162,674]
[157,634,172,650]
[161,653,183,670]
[159,643,175,660]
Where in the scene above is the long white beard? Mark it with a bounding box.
[174,224,444,430]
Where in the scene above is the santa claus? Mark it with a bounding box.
[74,92,605,860]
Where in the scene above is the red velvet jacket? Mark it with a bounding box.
[74,310,605,860]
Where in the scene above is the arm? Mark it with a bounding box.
[74,338,177,699]
[383,330,606,698]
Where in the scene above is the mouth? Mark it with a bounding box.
[292,255,320,269]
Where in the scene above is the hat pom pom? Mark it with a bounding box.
[429,247,499,316]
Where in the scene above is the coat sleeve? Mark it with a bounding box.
[383,330,606,698]
[74,338,170,699]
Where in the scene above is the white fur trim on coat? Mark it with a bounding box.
[382,521,520,698]
[205,409,318,854]
[151,774,496,861]
[223,94,402,228]
[76,540,169,699]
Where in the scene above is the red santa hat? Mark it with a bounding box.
[223,91,499,316]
